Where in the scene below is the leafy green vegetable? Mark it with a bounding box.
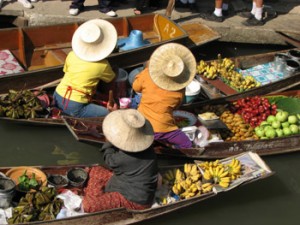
[18,170,39,191]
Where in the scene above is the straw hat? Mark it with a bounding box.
[117,30,150,51]
[102,109,154,152]
[148,43,196,91]
[72,19,117,62]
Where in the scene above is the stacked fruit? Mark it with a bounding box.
[196,55,260,92]
[232,96,277,127]
[220,110,258,141]
[198,158,242,188]
[254,111,300,139]
[171,164,203,199]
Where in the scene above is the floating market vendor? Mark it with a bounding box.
[132,43,197,149]
[53,19,118,118]
[82,109,159,212]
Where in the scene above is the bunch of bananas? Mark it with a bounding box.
[171,163,210,199]
[162,168,177,186]
[198,158,243,189]
[197,60,218,79]
[225,158,242,180]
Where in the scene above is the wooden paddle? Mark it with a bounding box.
[108,90,115,108]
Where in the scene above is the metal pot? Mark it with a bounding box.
[0,177,16,208]
[287,49,300,63]
[284,59,300,77]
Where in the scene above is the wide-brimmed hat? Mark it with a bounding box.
[102,109,154,152]
[117,30,150,51]
[72,19,117,62]
[148,43,196,91]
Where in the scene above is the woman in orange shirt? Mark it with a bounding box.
[132,43,196,149]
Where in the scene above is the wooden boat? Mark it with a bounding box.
[1,50,299,128]
[0,13,220,95]
[276,31,300,48]
[0,152,273,225]
[61,90,300,159]
[193,48,300,103]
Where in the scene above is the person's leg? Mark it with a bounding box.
[200,0,224,22]
[154,129,192,149]
[79,103,109,117]
[242,0,264,26]
[254,0,263,20]
[134,0,149,14]
[69,0,85,15]
[222,0,229,16]
[98,0,117,16]
[83,166,150,213]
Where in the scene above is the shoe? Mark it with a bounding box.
[30,0,38,2]
[242,17,265,26]
[18,0,33,8]
[69,8,79,16]
[201,13,224,22]
[238,11,254,19]
[105,10,117,17]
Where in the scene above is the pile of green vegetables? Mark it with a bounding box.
[7,187,63,224]
[0,89,45,119]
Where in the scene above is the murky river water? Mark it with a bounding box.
[1,43,299,225]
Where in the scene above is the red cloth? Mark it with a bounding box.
[82,166,150,213]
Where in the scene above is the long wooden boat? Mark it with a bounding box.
[0,13,220,95]
[0,50,299,128]
[61,90,300,159]
[192,48,300,103]
[0,152,273,225]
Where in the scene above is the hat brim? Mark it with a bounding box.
[72,19,118,62]
[149,43,196,91]
[102,109,154,152]
[117,38,150,51]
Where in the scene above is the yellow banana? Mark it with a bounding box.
[219,181,230,188]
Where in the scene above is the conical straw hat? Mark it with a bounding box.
[72,19,117,62]
[149,43,196,91]
[102,109,154,152]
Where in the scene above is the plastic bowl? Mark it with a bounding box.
[185,79,201,103]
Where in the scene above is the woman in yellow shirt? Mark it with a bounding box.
[133,43,196,149]
[53,19,118,117]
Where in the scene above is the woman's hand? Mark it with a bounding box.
[107,103,118,112]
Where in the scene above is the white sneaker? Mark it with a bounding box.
[18,0,33,8]
[106,10,117,17]
[69,8,79,16]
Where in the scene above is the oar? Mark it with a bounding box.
[35,78,62,90]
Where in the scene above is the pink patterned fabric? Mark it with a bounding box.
[0,50,24,75]
[82,166,150,213]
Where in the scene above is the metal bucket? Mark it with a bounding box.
[288,49,300,63]
[0,177,16,208]
[284,59,300,77]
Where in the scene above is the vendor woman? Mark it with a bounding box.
[53,19,118,117]
[132,43,197,149]
[82,109,159,212]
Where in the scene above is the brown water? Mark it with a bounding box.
[1,43,299,225]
